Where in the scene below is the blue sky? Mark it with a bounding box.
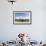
[15,13,26,17]
[15,12,31,17]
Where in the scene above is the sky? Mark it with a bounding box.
[15,12,31,17]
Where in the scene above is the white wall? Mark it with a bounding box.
[0,0,46,41]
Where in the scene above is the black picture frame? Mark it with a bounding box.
[13,11,32,25]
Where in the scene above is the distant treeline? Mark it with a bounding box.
[15,19,29,22]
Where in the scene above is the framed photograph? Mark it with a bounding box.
[13,11,32,25]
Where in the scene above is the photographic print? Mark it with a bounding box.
[13,11,32,25]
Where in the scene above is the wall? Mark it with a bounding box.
[0,0,46,41]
